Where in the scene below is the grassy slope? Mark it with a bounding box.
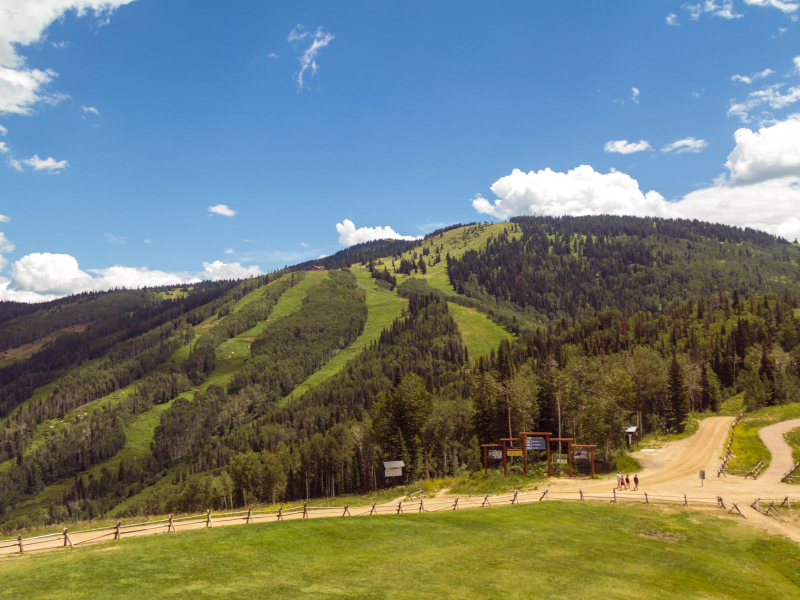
[282,269,406,405]
[2,503,799,599]
[6,275,319,518]
[0,325,87,368]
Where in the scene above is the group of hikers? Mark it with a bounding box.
[616,472,638,490]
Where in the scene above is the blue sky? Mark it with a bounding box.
[1,0,799,300]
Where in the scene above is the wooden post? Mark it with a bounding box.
[502,439,507,476]
[115,521,121,540]
[580,490,584,501]
[397,501,403,515]
[613,489,617,503]
[512,491,518,505]
[483,445,488,478]
[539,490,547,501]
[63,528,73,548]
[522,434,528,476]
[418,500,424,513]
[567,439,573,477]
[206,509,213,528]
[590,447,595,478]
[246,508,253,524]
[546,434,551,476]
[17,534,23,554]
[343,505,350,517]
[277,506,283,521]
[684,494,688,506]
[370,503,376,516]
[644,492,648,504]
[303,503,308,519]
[482,494,490,507]
[453,498,459,511]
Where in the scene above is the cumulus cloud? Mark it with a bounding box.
[0,252,266,302]
[631,87,640,103]
[603,139,651,154]
[23,154,69,171]
[0,1,133,115]
[0,215,9,223]
[208,204,237,217]
[471,166,679,221]
[0,141,7,154]
[732,74,753,84]
[729,59,800,122]
[666,12,680,25]
[471,114,800,243]
[201,261,263,280]
[661,137,708,153]
[336,219,421,246]
[289,25,334,90]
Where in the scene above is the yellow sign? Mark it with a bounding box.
[506,449,523,457]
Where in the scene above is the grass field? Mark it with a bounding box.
[728,402,800,472]
[2,502,799,599]
[786,427,800,479]
[447,302,514,359]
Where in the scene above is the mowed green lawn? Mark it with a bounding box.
[728,403,800,472]
[2,503,799,599]
[448,302,514,360]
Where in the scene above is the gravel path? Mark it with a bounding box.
[759,419,800,481]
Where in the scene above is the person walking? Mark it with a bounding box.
[625,474,630,489]
[616,472,621,489]
[633,474,639,491]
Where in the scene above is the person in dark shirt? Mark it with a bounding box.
[633,474,639,490]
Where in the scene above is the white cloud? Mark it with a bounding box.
[0,252,266,302]
[724,114,800,183]
[472,114,800,243]
[732,69,774,85]
[201,261,263,280]
[729,83,800,122]
[6,157,21,171]
[683,1,743,19]
[631,87,640,103]
[471,166,679,221]
[143,239,151,244]
[318,254,329,260]
[661,137,708,153]
[743,0,799,13]
[753,68,775,79]
[300,242,309,247]
[0,1,133,115]
[22,154,69,171]
[289,25,334,90]
[732,74,752,84]
[0,215,9,222]
[208,204,237,217]
[335,219,421,246]
[666,12,680,25]
[81,105,99,115]
[0,141,7,153]
[0,124,6,135]
[603,139,651,154]
[0,232,14,254]
[795,55,800,74]
[224,248,234,254]
[105,233,126,244]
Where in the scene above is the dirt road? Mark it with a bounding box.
[759,418,800,481]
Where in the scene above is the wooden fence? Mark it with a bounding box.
[717,414,766,478]
[781,459,800,484]
[2,488,783,558]
[750,497,795,523]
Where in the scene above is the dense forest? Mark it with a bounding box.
[1,215,799,529]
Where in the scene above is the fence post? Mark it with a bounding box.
[580,490,584,501]
[397,501,403,515]
[453,498,459,511]
[419,500,424,513]
[115,521,121,540]
[206,509,213,528]
[63,527,73,548]
[246,508,253,524]
[343,505,350,517]
[370,503,376,516]
[612,489,617,503]
[278,506,283,521]
[684,494,688,506]
[482,495,490,507]
[539,490,547,502]
[303,503,308,519]
[17,534,23,554]
[168,514,175,532]
[644,492,648,504]
[512,491,518,505]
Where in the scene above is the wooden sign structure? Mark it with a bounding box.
[572,444,597,478]
[481,444,502,478]
[550,438,574,477]
[500,438,522,476]
[519,432,551,476]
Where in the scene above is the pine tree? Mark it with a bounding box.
[667,355,689,432]
[699,363,711,411]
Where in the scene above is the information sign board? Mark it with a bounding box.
[506,449,523,457]
[526,437,546,450]
[488,449,503,460]
[573,450,590,460]
[552,453,568,464]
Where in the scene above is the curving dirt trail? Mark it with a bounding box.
[759,419,800,481]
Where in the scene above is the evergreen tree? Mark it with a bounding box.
[667,355,689,432]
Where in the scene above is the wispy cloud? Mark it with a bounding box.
[288,25,335,90]
[224,248,234,254]
[81,105,99,115]
[683,1,743,20]
[666,12,680,25]
[300,242,309,247]
[23,154,69,172]
[661,137,708,153]
[105,233,126,245]
[631,87,640,103]
[208,204,237,217]
[604,139,652,154]
[6,157,22,171]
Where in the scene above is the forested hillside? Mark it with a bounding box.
[1,215,799,530]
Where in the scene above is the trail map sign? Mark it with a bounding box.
[526,437,546,450]
[383,461,404,478]
[553,453,568,464]
[488,449,503,460]
[507,449,523,457]
[573,450,590,460]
